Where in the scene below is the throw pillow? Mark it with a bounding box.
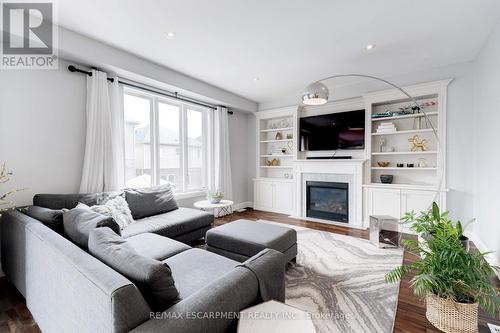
[23,206,64,233]
[88,227,179,310]
[124,184,178,219]
[98,191,125,205]
[63,206,121,249]
[79,196,134,230]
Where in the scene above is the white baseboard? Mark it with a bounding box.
[233,202,253,211]
[469,232,500,279]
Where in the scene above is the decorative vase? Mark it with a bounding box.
[425,293,478,333]
[380,174,393,184]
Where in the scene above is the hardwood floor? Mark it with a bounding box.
[0,208,497,333]
[0,278,39,332]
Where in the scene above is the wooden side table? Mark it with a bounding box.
[193,200,234,218]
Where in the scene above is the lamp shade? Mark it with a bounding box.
[301,82,329,105]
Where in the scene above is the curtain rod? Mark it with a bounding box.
[67,65,232,114]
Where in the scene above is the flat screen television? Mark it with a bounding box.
[300,110,365,151]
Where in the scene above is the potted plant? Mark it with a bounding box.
[386,202,499,333]
[0,164,19,215]
[206,190,224,204]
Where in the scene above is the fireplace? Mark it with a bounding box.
[306,181,349,223]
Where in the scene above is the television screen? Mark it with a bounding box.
[300,110,365,151]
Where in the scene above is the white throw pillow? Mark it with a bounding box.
[77,196,134,230]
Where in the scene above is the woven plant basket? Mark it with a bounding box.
[426,293,478,333]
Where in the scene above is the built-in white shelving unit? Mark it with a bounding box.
[371,128,435,136]
[259,139,294,143]
[260,154,293,157]
[363,79,450,230]
[367,91,445,187]
[260,127,294,133]
[371,151,437,155]
[371,111,438,122]
[256,108,297,180]
[252,79,450,228]
[253,106,298,215]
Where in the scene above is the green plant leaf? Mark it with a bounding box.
[432,202,440,221]
[456,221,463,237]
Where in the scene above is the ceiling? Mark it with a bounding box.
[55,0,500,105]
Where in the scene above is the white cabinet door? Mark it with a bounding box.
[254,181,274,211]
[402,190,437,214]
[401,190,438,234]
[273,182,294,214]
[368,188,401,219]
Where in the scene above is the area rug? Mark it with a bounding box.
[257,220,404,333]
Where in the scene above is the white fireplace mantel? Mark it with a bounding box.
[292,159,366,228]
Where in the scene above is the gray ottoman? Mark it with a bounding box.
[206,219,297,263]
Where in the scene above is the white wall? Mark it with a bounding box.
[472,19,500,266]
[0,59,87,206]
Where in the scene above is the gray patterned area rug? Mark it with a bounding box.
[257,220,404,333]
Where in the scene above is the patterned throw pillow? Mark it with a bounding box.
[78,196,134,230]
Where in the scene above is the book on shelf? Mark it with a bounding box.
[376,122,397,133]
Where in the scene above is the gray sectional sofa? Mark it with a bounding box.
[1,193,286,333]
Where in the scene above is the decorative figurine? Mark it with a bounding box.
[379,138,386,152]
[266,159,279,166]
[275,132,283,140]
[418,158,428,168]
[408,135,427,151]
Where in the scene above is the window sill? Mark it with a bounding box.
[174,190,207,200]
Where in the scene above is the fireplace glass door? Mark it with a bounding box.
[306,181,348,222]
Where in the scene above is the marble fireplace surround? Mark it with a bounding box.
[293,160,365,228]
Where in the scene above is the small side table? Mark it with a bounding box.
[194,200,234,218]
[369,215,401,248]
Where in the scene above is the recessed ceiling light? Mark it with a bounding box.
[366,44,376,51]
[166,31,176,38]
[253,77,260,81]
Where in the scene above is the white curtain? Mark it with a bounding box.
[79,70,125,193]
[212,106,233,201]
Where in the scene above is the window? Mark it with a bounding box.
[124,93,152,187]
[123,88,209,194]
